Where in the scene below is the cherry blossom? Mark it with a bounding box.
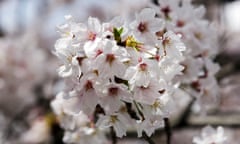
[52,0,221,142]
[193,126,229,144]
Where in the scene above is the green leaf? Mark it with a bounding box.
[119,27,124,35]
[113,27,123,43]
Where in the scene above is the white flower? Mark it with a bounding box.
[141,93,171,118]
[154,0,179,19]
[193,126,228,144]
[96,113,129,138]
[20,118,50,143]
[62,112,108,144]
[159,57,185,82]
[125,58,159,88]
[91,39,128,79]
[97,82,132,114]
[136,115,164,137]
[158,31,186,62]
[75,75,99,115]
[133,79,166,105]
[125,62,151,88]
[54,37,81,77]
[175,56,203,83]
[73,16,102,42]
[57,15,81,39]
[130,8,164,44]
[63,128,108,144]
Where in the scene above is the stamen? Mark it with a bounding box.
[108,87,119,96]
[85,80,93,91]
[88,32,96,41]
[106,54,115,65]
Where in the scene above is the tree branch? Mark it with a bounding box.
[142,131,155,144]
[164,117,171,144]
[110,127,117,144]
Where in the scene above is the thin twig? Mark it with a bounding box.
[177,97,196,127]
[133,101,145,120]
[164,118,171,144]
[142,132,155,144]
[125,102,155,144]
[110,127,117,144]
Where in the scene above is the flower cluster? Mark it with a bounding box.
[0,33,58,143]
[151,0,220,112]
[52,7,186,142]
[193,126,229,144]
[52,0,222,143]
[0,33,48,115]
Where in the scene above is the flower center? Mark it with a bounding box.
[88,32,96,41]
[95,49,103,57]
[176,20,185,27]
[191,81,201,92]
[108,87,119,96]
[139,63,147,71]
[110,115,118,123]
[85,80,93,91]
[152,101,161,108]
[161,6,171,17]
[138,22,148,33]
[126,36,142,49]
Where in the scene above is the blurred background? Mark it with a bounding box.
[0,0,240,144]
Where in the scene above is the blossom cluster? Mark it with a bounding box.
[151,0,220,112]
[52,7,186,142]
[193,126,230,144]
[52,0,221,143]
[0,33,48,114]
[0,33,58,143]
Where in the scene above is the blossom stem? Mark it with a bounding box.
[164,117,171,144]
[125,102,155,144]
[142,131,155,144]
[138,46,156,57]
[125,102,140,120]
[133,101,145,120]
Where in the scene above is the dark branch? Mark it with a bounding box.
[110,127,117,144]
[164,118,171,144]
[142,131,155,144]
